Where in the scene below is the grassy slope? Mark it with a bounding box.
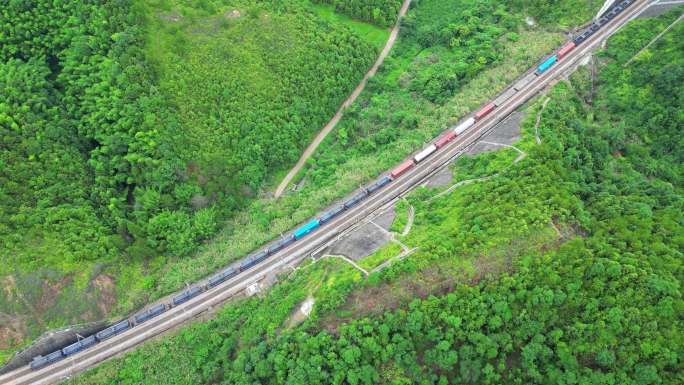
[68,9,683,383]
[310,2,391,50]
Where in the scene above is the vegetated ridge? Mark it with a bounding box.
[0,0,382,363]
[68,4,683,385]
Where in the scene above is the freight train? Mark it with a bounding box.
[28,0,636,371]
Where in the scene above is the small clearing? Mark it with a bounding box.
[284,296,316,329]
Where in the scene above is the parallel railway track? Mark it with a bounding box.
[0,1,654,383]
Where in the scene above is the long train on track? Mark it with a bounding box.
[27,0,637,371]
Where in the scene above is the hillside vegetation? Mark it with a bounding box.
[510,0,604,27]
[311,0,404,27]
[69,5,683,385]
[132,0,565,326]
[0,0,378,362]
[0,0,618,365]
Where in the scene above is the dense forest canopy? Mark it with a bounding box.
[311,0,404,27]
[0,0,379,361]
[68,6,684,385]
[0,0,377,268]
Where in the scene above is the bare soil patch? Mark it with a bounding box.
[36,275,72,314]
[89,274,117,317]
[159,12,182,23]
[225,9,241,19]
[0,315,25,350]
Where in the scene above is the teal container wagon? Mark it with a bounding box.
[294,219,321,239]
[536,55,557,75]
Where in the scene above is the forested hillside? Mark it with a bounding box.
[68,6,684,385]
[311,0,404,27]
[0,0,377,362]
[509,0,604,26]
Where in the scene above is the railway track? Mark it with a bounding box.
[0,1,654,383]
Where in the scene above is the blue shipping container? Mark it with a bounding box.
[30,350,64,370]
[536,55,557,74]
[319,205,345,224]
[96,320,130,341]
[294,219,321,239]
[239,257,257,271]
[366,176,392,194]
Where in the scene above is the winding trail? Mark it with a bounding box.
[429,142,528,202]
[274,0,413,198]
[401,200,415,236]
[624,11,683,66]
[319,254,369,276]
[534,97,551,144]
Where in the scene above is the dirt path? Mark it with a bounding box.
[534,97,551,144]
[401,201,414,236]
[274,0,413,198]
[624,11,683,66]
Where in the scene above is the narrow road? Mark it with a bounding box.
[274,0,413,198]
[624,11,683,66]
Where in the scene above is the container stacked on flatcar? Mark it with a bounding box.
[95,320,130,341]
[294,219,321,239]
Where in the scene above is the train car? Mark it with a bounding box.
[344,190,369,209]
[513,72,536,91]
[207,268,238,288]
[454,117,475,135]
[434,131,456,148]
[239,255,257,271]
[536,55,557,75]
[267,236,295,255]
[134,303,167,324]
[573,31,588,45]
[30,350,64,370]
[390,160,414,179]
[240,250,268,271]
[494,87,517,107]
[475,103,496,121]
[366,175,392,194]
[318,205,345,224]
[557,42,576,59]
[253,250,269,264]
[172,287,202,306]
[294,219,321,239]
[95,320,130,341]
[62,335,97,356]
[413,144,437,163]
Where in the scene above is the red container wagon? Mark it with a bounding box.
[557,42,576,59]
[391,159,414,179]
[475,103,495,120]
[434,131,457,148]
